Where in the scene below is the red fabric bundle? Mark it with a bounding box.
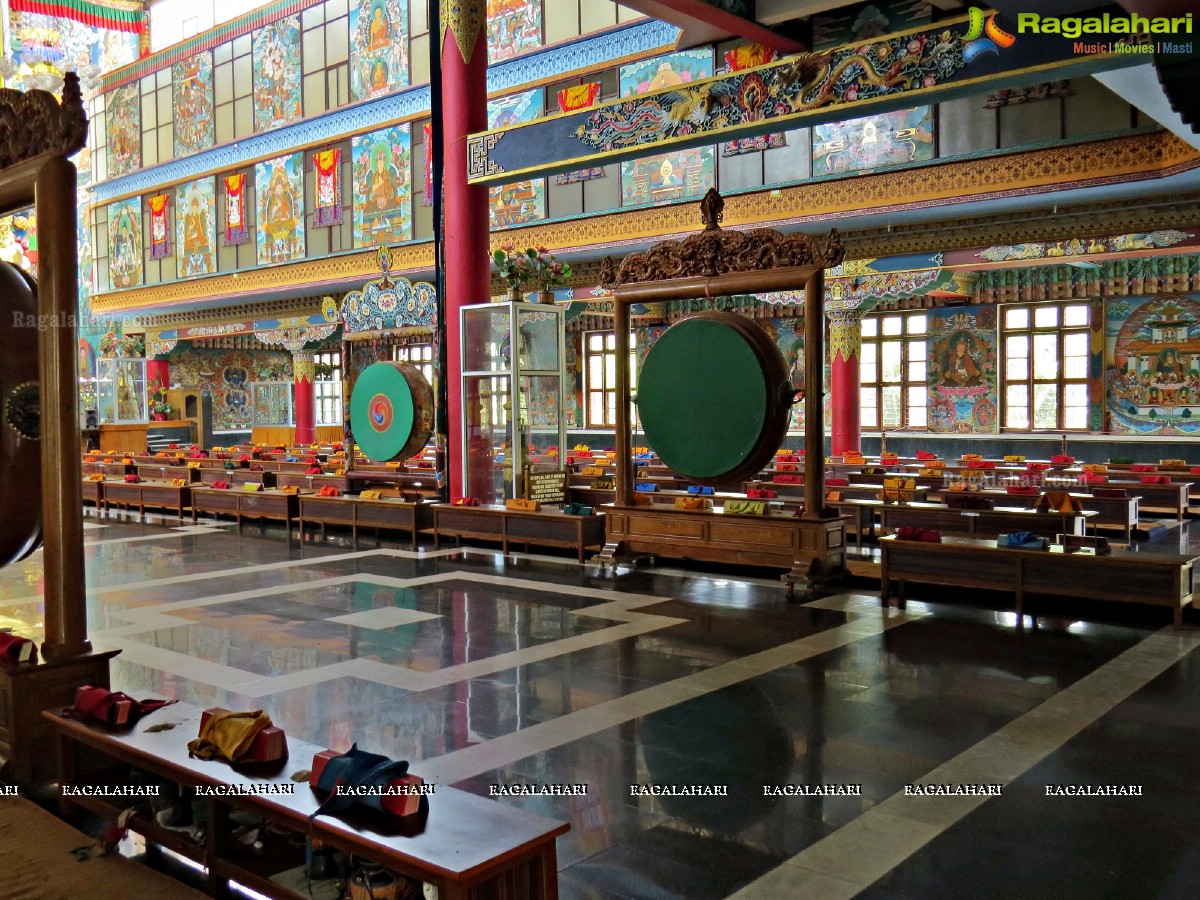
[68,685,175,728]
[825,477,849,486]
[966,460,996,470]
[1130,464,1155,473]
[1082,473,1107,483]
[304,456,318,464]
[0,633,37,664]
[189,452,205,459]
[168,443,179,449]
[746,488,776,499]
[451,496,480,506]
[1190,467,1200,475]
[305,466,323,475]
[1007,486,1039,495]
[774,474,802,484]
[895,527,941,542]
[249,464,264,472]
[776,463,799,472]
[1026,463,1050,471]
[776,455,799,462]
[916,450,937,460]
[1050,455,1075,464]
[239,454,250,462]
[318,486,341,497]
[332,443,344,451]
[1140,475,1170,484]
[212,481,231,489]
[123,474,139,483]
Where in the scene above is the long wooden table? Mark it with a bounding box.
[880,535,1196,627]
[432,504,605,562]
[874,502,1093,539]
[101,480,192,521]
[974,490,1140,541]
[299,495,433,550]
[46,703,567,899]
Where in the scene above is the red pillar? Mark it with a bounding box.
[442,2,491,496]
[828,312,861,456]
[293,349,315,445]
[146,359,170,396]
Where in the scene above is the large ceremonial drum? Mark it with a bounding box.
[349,362,434,462]
[637,311,793,484]
[0,261,42,567]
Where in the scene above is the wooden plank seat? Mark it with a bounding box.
[874,502,1093,539]
[134,463,201,483]
[432,504,605,563]
[346,470,439,498]
[958,489,1140,541]
[0,795,212,899]
[275,472,347,491]
[81,477,103,508]
[197,468,277,487]
[880,534,1196,627]
[298,494,433,550]
[44,703,567,900]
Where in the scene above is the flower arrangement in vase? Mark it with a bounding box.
[492,245,571,303]
[149,377,172,420]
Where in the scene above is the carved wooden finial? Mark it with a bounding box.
[700,189,724,231]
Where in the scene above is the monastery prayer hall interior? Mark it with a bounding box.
[0,0,1199,897]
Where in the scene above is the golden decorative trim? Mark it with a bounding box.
[92,244,434,313]
[827,311,862,364]
[441,0,485,66]
[292,350,316,382]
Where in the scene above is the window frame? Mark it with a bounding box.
[584,331,636,429]
[313,349,342,426]
[858,310,929,431]
[1000,300,1091,431]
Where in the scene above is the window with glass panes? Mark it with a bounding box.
[585,332,637,428]
[313,350,342,426]
[394,343,434,384]
[1001,301,1090,430]
[859,312,928,429]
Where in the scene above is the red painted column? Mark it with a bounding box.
[293,349,316,445]
[828,311,862,456]
[146,359,170,395]
[442,2,491,496]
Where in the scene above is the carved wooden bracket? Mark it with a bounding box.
[601,189,844,289]
[0,72,88,169]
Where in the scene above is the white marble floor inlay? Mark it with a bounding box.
[727,625,1200,900]
[326,606,441,630]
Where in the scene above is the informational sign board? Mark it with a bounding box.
[525,468,567,504]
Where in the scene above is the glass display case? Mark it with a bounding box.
[461,301,566,503]
[95,357,147,424]
[251,382,294,426]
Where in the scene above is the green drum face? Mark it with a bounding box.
[637,312,791,484]
[350,362,434,462]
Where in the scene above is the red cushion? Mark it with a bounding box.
[825,477,849,486]
[1130,464,1155,473]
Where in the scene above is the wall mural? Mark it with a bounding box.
[173,52,215,157]
[486,0,542,62]
[812,106,934,176]
[811,0,932,49]
[255,153,306,265]
[1106,294,1200,435]
[107,198,143,289]
[352,125,413,248]
[0,212,36,274]
[619,50,715,206]
[486,90,545,228]
[759,319,807,431]
[105,82,141,178]
[171,348,292,432]
[926,306,999,433]
[252,14,303,133]
[176,177,217,279]
[349,0,409,102]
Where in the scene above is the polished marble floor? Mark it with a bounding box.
[4,511,1200,899]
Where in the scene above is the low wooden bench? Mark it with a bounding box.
[45,703,567,899]
[101,480,192,521]
[880,534,1197,627]
[299,495,433,550]
[191,487,304,536]
[432,504,605,563]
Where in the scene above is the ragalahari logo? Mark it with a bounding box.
[962,7,1017,62]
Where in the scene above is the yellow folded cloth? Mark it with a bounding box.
[186,461,201,469]
[359,490,382,500]
[918,467,942,477]
[187,710,272,763]
[674,496,710,511]
[85,473,104,482]
[725,499,766,515]
[1083,464,1107,473]
[961,454,982,461]
[171,478,188,487]
[505,498,540,511]
[335,468,346,475]
[385,461,402,469]
[241,482,263,492]
[121,458,134,465]
[279,485,299,494]
[1003,455,1026,463]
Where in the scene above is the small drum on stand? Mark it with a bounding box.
[349,362,434,463]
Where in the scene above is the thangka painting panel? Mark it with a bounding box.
[172,52,215,157]
[349,0,409,102]
[758,318,807,431]
[486,0,542,62]
[619,50,715,206]
[255,153,306,265]
[108,198,143,289]
[812,106,934,176]
[351,125,412,248]
[926,305,999,433]
[489,180,544,228]
[1106,294,1200,435]
[176,177,217,279]
[252,15,303,132]
[105,82,141,178]
[486,90,545,225]
[811,0,932,49]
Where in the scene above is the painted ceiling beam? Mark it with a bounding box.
[467,9,1147,185]
[616,0,806,52]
